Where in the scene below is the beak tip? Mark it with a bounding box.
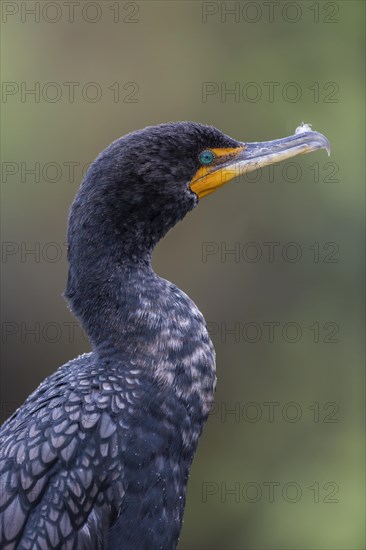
[316,133,331,157]
[322,138,331,157]
[295,123,331,157]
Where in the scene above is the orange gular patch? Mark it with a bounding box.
[190,147,245,199]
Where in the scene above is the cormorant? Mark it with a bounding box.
[0,122,330,549]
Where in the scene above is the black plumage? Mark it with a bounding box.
[0,122,330,549]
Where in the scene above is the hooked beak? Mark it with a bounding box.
[190,128,331,199]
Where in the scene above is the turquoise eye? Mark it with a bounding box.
[199,150,215,165]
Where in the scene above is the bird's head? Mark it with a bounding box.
[68,121,330,264]
[90,120,330,207]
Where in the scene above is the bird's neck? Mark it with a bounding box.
[65,177,177,344]
[66,241,155,349]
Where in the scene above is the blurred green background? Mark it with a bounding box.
[1,1,364,548]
